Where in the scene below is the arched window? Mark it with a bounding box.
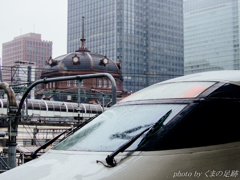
[98,79,102,87]
[104,79,107,88]
[67,80,71,87]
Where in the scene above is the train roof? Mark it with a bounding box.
[161,70,240,86]
[120,70,240,103]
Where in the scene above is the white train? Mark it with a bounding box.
[1,70,240,179]
[0,99,103,123]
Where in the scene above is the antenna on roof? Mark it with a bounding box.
[81,16,85,47]
[76,16,90,52]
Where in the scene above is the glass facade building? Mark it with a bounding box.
[68,0,184,92]
[184,0,240,75]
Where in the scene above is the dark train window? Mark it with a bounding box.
[53,103,61,112]
[40,104,46,111]
[67,104,74,112]
[73,105,79,113]
[48,103,54,111]
[27,102,33,110]
[208,83,240,99]
[32,102,40,110]
[3,101,8,108]
[61,104,66,112]
[153,101,240,150]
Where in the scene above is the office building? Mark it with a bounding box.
[67,0,184,92]
[1,33,52,82]
[184,0,240,75]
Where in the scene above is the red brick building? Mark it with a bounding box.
[40,34,127,105]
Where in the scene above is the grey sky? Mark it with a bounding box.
[0,0,67,60]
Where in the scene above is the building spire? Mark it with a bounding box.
[81,16,85,48]
[76,16,90,52]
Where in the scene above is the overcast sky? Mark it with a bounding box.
[0,0,68,59]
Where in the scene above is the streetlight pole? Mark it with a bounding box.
[77,79,81,123]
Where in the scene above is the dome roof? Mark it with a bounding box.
[41,16,121,78]
[41,52,121,77]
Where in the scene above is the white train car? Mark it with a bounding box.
[1,71,240,179]
[0,99,103,122]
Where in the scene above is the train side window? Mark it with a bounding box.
[39,101,46,111]
[67,104,74,112]
[52,102,61,112]
[73,104,85,113]
[3,101,7,108]
[154,102,240,150]
[61,103,66,112]
[27,102,33,110]
[32,102,40,110]
[208,83,240,99]
[47,102,54,111]
[73,105,78,113]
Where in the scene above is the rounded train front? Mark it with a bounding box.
[1,70,240,180]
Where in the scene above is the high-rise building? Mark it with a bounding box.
[184,0,240,75]
[1,33,52,82]
[67,0,184,92]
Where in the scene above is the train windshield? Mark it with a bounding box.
[53,104,186,151]
[121,82,215,102]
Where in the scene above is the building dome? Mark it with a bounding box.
[39,17,127,104]
[41,16,121,80]
[41,52,121,78]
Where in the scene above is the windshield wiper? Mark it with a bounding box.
[137,109,172,147]
[31,114,99,159]
[96,109,172,167]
